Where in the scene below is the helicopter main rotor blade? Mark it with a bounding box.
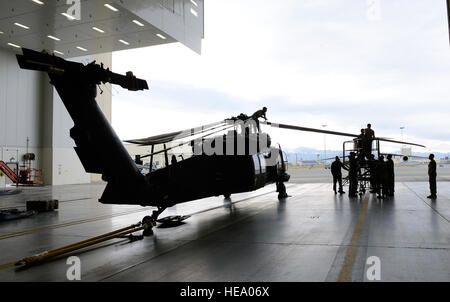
[447,0,450,45]
[261,121,359,138]
[125,120,227,145]
[140,123,236,159]
[262,121,426,148]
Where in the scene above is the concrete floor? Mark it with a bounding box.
[0,178,449,282]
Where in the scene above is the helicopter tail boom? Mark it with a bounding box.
[17,48,149,205]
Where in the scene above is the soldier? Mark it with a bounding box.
[386,154,395,196]
[348,152,358,197]
[368,154,377,193]
[251,107,268,132]
[331,156,347,194]
[356,129,366,158]
[364,123,375,159]
[375,155,387,199]
[427,154,437,199]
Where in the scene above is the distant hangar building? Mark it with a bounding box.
[0,0,204,186]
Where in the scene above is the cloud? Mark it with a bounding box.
[112,0,450,153]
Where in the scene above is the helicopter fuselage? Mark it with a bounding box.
[16,48,289,210]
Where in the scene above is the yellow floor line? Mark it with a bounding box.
[0,262,16,270]
[337,194,370,282]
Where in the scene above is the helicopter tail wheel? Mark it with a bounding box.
[142,216,155,236]
[141,207,167,237]
[143,227,154,237]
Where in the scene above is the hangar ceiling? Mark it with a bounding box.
[0,0,204,57]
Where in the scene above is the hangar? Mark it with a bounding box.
[0,0,203,186]
[0,0,449,285]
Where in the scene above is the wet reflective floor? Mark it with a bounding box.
[0,181,449,281]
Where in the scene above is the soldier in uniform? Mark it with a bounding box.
[364,123,375,159]
[251,107,268,132]
[386,154,395,196]
[427,154,437,199]
[356,129,366,158]
[375,155,387,199]
[331,156,347,194]
[368,154,377,193]
[348,152,358,197]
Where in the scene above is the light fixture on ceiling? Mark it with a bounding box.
[132,20,144,27]
[47,35,61,41]
[104,4,119,12]
[53,50,64,55]
[190,0,198,6]
[76,46,88,52]
[14,22,30,30]
[61,13,76,20]
[156,33,166,40]
[8,43,21,48]
[31,0,45,5]
[92,27,105,33]
[119,39,130,45]
[190,8,198,17]
[0,31,4,34]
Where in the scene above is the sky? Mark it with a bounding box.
[111,0,450,155]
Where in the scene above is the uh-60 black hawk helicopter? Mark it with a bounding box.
[16,48,425,236]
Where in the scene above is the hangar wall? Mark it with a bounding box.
[0,47,113,186]
[0,47,48,183]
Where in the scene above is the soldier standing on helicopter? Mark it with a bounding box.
[251,107,268,132]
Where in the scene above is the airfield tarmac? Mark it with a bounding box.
[0,164,449,281]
